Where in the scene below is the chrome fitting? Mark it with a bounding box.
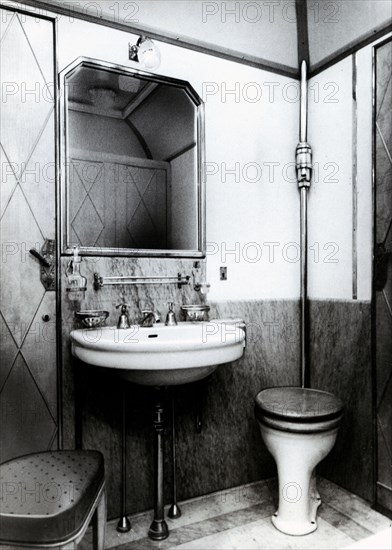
[296,141,312,188]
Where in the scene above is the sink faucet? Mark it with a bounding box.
[140,310,160,327]
[116,303,131,329]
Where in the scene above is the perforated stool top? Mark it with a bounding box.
[0,450,104,545]
[255,387,344,423]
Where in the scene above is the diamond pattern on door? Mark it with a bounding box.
[0,354,56,462]
[18,12,55,88]
[72,195,105,246]
[375,38,392,512]
[0,8,57,462]
[68,155,169,249]
[0,185,45,345]
[0,13,54,179]
[0,144,18,219]
[20,114,56,240]
[22,292,57,418]
[69,160,105,247]
[125,166,168,249]
[0,313,18,391]
[0,10,15,40]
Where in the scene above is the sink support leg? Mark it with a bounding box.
[148,394,169,541]
[117,387,131,533]
[168,391,181,519]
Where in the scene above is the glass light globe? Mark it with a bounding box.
[138,37,161,70]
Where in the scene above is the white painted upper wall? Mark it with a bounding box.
[307,58,354,299]
[10,1,388,302]
[55,14,300,301]
[308,34,391,301]
[23,0,299,70]
[307,0,391,67]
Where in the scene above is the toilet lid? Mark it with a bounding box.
[255,387,344,422]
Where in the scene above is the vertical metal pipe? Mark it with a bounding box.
[300,60,308,142]
[300,187,308,388]
[121,392,127,516]
[296,59,312,389]
[155,418,164,517]
[148,394,169,541]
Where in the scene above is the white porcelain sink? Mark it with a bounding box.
[70,320,246,386]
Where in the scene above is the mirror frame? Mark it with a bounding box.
[59,57,205,258]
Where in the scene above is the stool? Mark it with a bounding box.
[0,450,106,549]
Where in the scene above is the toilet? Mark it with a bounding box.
[254,386,344,536]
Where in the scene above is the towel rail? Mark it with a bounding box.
[93,272,190,290]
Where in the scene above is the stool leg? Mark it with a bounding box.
[93,487,107,550]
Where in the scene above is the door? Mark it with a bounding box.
[374,37,392,514]
[0,7,58,461]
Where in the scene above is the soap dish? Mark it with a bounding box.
[181,304,210,322]
[75,310,109,328]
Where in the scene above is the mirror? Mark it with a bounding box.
[60,58,205,257]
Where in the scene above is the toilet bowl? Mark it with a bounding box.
[254,387,343,536]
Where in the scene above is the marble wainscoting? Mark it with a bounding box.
[61,290,300,519]
[171,300,299,503]
[309,299,373,502]
[61,256,205,514]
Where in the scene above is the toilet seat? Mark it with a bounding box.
[255,387,344,433]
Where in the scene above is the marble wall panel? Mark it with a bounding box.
[61,290,299,518]
[61,281,373,517]
[309,300,373,502]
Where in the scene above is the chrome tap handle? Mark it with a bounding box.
[116,303,131,310]
[29,248,51,268]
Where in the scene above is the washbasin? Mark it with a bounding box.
[70,320,246,386]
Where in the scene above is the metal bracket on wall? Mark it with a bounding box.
[29,239,56,291]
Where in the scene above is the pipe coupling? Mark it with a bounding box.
[296,142,312,188]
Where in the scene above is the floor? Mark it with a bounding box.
[81,478,392,550]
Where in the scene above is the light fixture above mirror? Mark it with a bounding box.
[129,36,161,70]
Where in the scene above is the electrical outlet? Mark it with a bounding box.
[220,267,227,281]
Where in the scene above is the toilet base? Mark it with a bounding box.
[258,424,339,536]
[272,478,322,535]
[271,514,317,536]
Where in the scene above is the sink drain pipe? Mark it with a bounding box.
[296,60,313,388]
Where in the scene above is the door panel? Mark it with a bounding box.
[0,8,57,462]
[374,37,392,513]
